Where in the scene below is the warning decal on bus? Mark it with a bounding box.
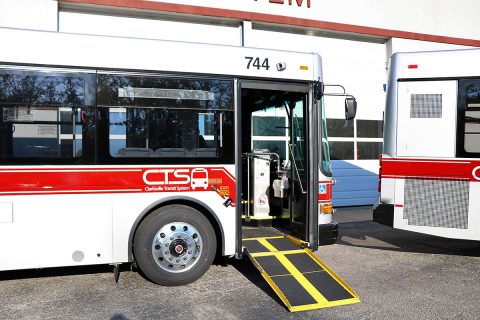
[318,181,332,203]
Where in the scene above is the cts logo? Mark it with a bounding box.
[143,168,209,190]
[473,166,480,181]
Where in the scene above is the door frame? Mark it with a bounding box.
[235,79,318,255]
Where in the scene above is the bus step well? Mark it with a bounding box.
[242,227,360,312]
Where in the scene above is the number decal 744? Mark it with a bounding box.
[245,56,270,70]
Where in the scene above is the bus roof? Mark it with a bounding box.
[0,27,322,82]
[391,48,480,80]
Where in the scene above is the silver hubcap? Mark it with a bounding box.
[152,222,203,273]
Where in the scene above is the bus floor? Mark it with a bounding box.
[241,227,360,312]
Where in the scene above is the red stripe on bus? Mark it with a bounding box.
[381,158,480,182]
[0,166,237,204]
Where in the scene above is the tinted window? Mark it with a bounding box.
[326,119,354,137]
[465,84,480,153]
[252,116,286,136]
[328,141,354,160]
[253,140,287,161]
[357,142,383,160]
[2,106,83,158]
[107,107,227,158]
[97,74,234,164]
[357,120,383,138]
[457,80,480,157]
[467,83,480,107]
[464,110,480,153]
[0,72,86,105]
[0,69,94,163]
[97,74,233,110]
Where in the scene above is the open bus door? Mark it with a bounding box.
[236,80,316,244]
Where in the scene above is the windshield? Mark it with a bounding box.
[321,99,332,176]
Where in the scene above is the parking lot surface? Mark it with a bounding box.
[1,206,479,320]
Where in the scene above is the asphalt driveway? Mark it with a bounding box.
[1,206,479,320]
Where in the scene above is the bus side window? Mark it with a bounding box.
[458,80,480,158]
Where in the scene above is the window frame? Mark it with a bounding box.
[457,79,480,158]
[326,118,383,160]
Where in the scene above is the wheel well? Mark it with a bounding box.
[129,199,225,261]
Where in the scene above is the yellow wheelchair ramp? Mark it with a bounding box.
[242,228,360,312]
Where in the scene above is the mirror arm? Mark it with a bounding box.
[320,83,357,120]
[322,84,346,95]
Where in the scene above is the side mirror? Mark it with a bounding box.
[345,97,357,120]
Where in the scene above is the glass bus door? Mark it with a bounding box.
[289,100,308,237]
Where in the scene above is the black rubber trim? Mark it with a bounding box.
[304,271,354,302]
[255,256,290,276]
[242,240,269,254]
[242,228,279,239]
[285,252,323,273]
[373,203,394,227]
[242,219,273,228]
[266,238,300,251]
[318,222,338,246]
[271,275,317,307]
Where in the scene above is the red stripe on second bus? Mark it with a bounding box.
[381,158,480,182]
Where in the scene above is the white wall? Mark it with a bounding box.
[315,0,480,41]
[0,0,58,31]
[58,11,241,46]
[137,0,480,41]
[387,38,473,61]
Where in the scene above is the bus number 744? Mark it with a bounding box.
[245,56,270,70]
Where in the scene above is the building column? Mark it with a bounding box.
[0,0,58,31]
[241,21,253,47]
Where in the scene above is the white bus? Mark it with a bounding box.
[0,27,356,286]
[374,49,480,241]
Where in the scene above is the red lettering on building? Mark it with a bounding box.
[289,0,311,8]
[265,0,311,8]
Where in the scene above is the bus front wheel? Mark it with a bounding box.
[133,205,217,286]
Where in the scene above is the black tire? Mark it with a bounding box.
[133,205,216,286]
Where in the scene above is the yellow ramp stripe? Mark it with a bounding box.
[256,238,279,252]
